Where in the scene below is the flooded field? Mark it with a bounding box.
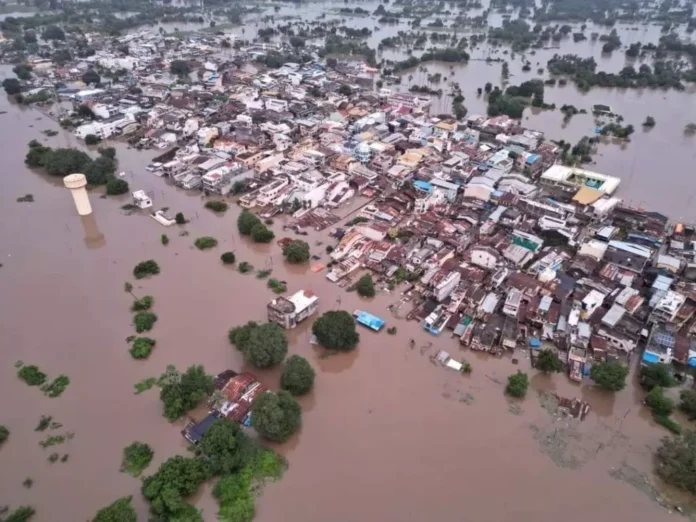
[0,81,692,520]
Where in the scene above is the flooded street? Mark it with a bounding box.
[0,81,689,521]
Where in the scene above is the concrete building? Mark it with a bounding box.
[267,289,319,329]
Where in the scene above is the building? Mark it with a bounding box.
[604,241,652,273]
[539,164,621,195]
[267,290,319,328]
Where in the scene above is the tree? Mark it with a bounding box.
[194,236,218,250]
[645,386,674,417]
[289,36,305,48]
[237,209,261,235]
[98,146,116,159]
[175,212,186,225]
[106,178,129,196]
[639,363,675,390]
[312,310,360,351]
[159,365,214,421]
[205,200,228,212]
[130,337,156,359]
[590,361,628,391]
[221,252,236,264]
[656,431,696,494]
[133,260,160,279]
[505,371,529,398]
[77,104,95,119]
[18,365,47,386]
[283,240,310,264]
[84,134,101,145]
[200,419,254,475]
[141,456,208,520]
[680,390,696,420]
[250,223,274,243]
[281,355,315,396]
[4,506,35,522]
[133,312,157,333]
[24,30,37,44]
[535,349,564,373]
[484,82,492,93]
[643,116,656,127]
[82,69,100,85]
[338,83,353,96]
[13,64,32,80]
[43,24,65,40]
[92,496,136,522]
[355,274,375,297]
[229,322,287,368]
[3,78,21,95]
[170,59,191,77]
[41,148,91,176]
[452,101,467,120]
[84,156,115,185]
[121,443,153,477]
[251,390,301,443]
[0,425,8,445]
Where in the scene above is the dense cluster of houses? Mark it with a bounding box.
[26,28,696,383]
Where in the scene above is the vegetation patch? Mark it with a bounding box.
[505,371,529,398]
[41,375,70,398]
[130,337,156,359]
[282,240,310,264]
[312,311,360,351]
[590,361,628,391]
[133,260,160,279]
[280,355,315,396]
[355,273,375,297]
[0,425,8,446]
[229,321,288,369]
[159,365,214,421]
[92,496,136,522]
[134,377,159,394]
[131,295,153,312]
[16,194,34,203]
[238,262,254,274]
[256,269,272,279]
[205,200,228,212]
[267,278,286,294]
[17,365,47,386]
[121,442,154,477]
[194,236,218,250]
[134,312,158,333]
[251,390,301,443]
[2,506,35,522]
[221,251,236,264]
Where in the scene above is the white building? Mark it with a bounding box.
[434,272,460,302]
[267,290,319,329]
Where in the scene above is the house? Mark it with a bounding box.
[650,291,686,324]
[267,290,319,329]
[604,241,652,273]
[182,413,220,445]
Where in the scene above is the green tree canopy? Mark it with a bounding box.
[42,24,64,40]
[590,361,628,392]
[42,148,91,176]
[170,59,191,77]
[141,456,208,520]
[250,223,274,243]
[312,310,360,351]
[106,178,129,195]
[338,84,353,96]
[200,419,255,475]
[121,442,153,477]
[159,365,214,421]
[237,209,261,235]
[645,386,674,417]
[3,78,21,95]
[535,349,564,373]
[82,69,101,85]
[355,274,375,297]
[251,390,302,443]
[229,321,287,368]
[92,496,137,522]
[656,431,696,494]
[283,240,310,264]
[505,371,529,398]
[639,363,676,391]
[281,355,315,396]
[680,389,696,420]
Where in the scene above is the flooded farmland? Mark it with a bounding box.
[0,82,691,521]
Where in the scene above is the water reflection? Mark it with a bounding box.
[311,345,358,373]
[80,213,106,249]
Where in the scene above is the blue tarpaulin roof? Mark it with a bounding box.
[414,180,432,192]
[529,338,541,348]
[354,310,385,332]
[643,352,660,364]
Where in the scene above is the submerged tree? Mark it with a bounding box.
[280,355,315,396]
[159,365,214,421]
[92,496,137,522]
[535,349,564,374]
[312,311,360,351]
[251,390,302,443]
[590,361,628,392]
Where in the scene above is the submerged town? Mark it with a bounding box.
[4,4,696,522]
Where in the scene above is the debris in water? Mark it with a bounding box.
[16,194,34,203]
[459,393,475,405]
[508,403,523,415]
[609,462,674,511]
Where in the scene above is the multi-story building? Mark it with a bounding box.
[267,290,319,329]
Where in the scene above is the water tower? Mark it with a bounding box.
[63,173,92,216]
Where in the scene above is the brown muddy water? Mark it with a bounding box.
[0,85,691,520]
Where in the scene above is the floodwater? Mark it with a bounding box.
[0,80,689,521]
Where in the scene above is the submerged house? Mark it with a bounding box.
[267,290,319,328]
